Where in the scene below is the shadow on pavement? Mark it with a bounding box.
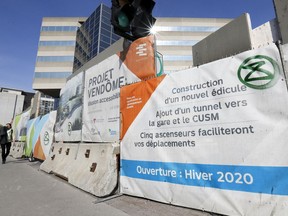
[5,158,28,164]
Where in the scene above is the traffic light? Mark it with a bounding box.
[111,0,156,41]
[131,0,156,39]
[111,0,135,34]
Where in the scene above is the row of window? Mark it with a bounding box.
[36,58,189,77]
[163,55,193,61]
[41,26,79,32]
[37,56,74,62]
[38,39,196,47]
[40,24,217,34]
[37,50,192,64]
[36,55,191,64]
[39,41,76,46]
[157,40,198,46]
[153,26,220,32]
[34,72,72,78]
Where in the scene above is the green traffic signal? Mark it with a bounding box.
[111,0,156,41]
[118,11,130,28]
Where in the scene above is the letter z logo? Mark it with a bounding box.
[237,55,280,90]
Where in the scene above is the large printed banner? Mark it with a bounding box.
[26,111,56,160]
[120,45,288,215]
[34,111,56,160]
[55,72,83,142]
[25,117,38,157]
[13,108,31,142]
[82,35,156,142]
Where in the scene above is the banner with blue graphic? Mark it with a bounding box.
[122,160,288,196]
[120,44,288,216]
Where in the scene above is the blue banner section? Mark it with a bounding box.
[121,159,288,196]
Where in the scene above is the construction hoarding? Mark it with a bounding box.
[25,111,56,160]
[25,117,38,157]
[120,44,288,215]
[33,111,56,160]
[13,108,31,142]
[82,35,156,142]
[55,72,84,142]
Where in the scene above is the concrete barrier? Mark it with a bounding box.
[68,143,119,197]
[52,143,80,180]
[40,142,65,174]
[40,142,119,197]
[9,142,25,158]
[193,14,253,66]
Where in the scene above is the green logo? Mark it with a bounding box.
[44,131,49,146]
[237,55,280,89]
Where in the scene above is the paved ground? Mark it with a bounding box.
[0,156,220,216]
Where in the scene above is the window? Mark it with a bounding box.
[101,34,111,44]
[34,72,72,78]
[101,16,110,25]
[153,26,220,32]
[101,28,112,38]
[39,41,76,46]
[41,26,79,32]
[36,56,74,62]
[157,40,198,46]
[112,34,120,41]
[163,55,193,61]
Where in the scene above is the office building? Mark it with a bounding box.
[32,17,86,98]
[153,17,231,73]
[73,4,121,71]
[33,4,121,97]
[32,3,231,98]
[30,92,56,119]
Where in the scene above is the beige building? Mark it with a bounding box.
[154,18,231,73]
[33,17,86,97]
[32,11,231,98]
[0,87,34,124]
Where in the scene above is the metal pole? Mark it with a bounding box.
[12,95,18,122]
[273,0,288,44]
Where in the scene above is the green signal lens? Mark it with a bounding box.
[118,11,129,28]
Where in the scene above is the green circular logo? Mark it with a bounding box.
[237,55,280,89]
[44,131,49,146]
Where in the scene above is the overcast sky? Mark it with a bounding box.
[0,0,275,92]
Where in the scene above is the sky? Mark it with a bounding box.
[0,0,275,93]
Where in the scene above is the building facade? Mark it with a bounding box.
[73,16,231,75]
[32,17,86,98]
[73,4,121,71]
[32,4,231,98]
[0,87,34,124]
[154,17,231,73]
[32,4,121,98]
[30,91,56,118]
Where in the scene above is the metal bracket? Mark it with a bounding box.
[90,162,97,172]
[85,149,90,158]
[65,148,70,155]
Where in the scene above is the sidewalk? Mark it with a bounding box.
[0,156,217,216]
